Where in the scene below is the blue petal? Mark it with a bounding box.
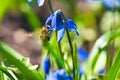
[56,69,72,80]
[49,9,65,42]
[46,74,57,80]
[51,10,62,30]
[66,19,79,35]
[49,25,56,32]
[45,10,60,32]
[57,28,65,42]
[118,0,120,3]
[45,14,54,25]
[61,74,72,80]
[102,0,115,9]
[79,66,84,77]
[38,0,45,6]
[78,47,89,62]
[99,68,105,75]
[51,10,58,31]
[56,69,64,74]
[102,0,120,9]
[43,57,51,74]
[28,0,32,2]
[46,69,72,80]
[89,0,120,10]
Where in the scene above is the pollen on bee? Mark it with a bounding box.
[25,25,50,41]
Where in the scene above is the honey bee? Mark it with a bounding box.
[34,25,51,40]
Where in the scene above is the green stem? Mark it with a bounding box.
[0,62,4,80]
[65,60,72,77]
[48,0,54,14]
[58,40,63,58]
[0,67,15,80]
[61,12,75,80]
[47,0,64,67]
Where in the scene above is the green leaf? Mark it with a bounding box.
[116,68,120,80]
[0,62,4,80]
[0,0,11,21]
[85,28,120,76]
[73,43,80,80]
[106,48,120,80]
[43,41,65,69]
[0,42,42,80]
[0,67,16,80]
[42,32,65,69]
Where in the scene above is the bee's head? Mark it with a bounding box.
[46,25,50,29]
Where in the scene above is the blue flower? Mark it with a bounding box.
[99,68,105,75]
[28,0,45,6]
[45,10,79,42]
[78,47,89,63]
[102,0,120,9]
[89,0,120,10]
[77,47,105,77]
[46,69,72,80]
[77,47,89,76]
[43,57,51,74]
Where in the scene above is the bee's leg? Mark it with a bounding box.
[46,36,50,41]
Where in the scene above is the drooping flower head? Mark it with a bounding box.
[46,69,72,80]
[28,0,45,6]
[45,10,79,42]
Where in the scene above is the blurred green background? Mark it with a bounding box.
[0,0,120,64]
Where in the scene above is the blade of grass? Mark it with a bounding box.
[85,28,120,76]
[43,41,65,69]
[73,43,80,80]
[0,42,42,80]
[42,32,65,70]
[106,48,120,80]
[0,67,16,80]
[116,68,120,80]
[0,62,4,80]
